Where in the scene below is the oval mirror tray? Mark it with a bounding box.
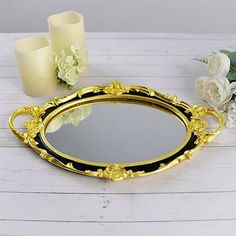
[9,81,224,181]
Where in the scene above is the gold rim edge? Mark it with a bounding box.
[8,81,225,181]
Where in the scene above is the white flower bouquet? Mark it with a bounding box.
[55,43,87,89]
[46,106,92,133]
[195,51,236,128]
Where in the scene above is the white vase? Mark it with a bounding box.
[48,11,86,55]
[14,37,57,97]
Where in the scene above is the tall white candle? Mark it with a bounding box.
[48,11,86,55]
[14,37,57,97]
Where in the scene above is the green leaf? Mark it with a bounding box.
[219,49,236,66]
[227,70,236,81]
[228,52,236,64]
[192,57,208,64]
[219,49,232,55]
[56,77,73,89]
[230,63,236,71]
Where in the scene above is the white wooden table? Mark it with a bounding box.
[0,32,236,235]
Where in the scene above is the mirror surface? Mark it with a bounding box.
[45,103,187,164]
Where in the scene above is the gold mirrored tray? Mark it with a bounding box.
[9,81,224,181]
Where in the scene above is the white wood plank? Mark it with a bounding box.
[0,55,209,66]
[0,146,236,193]
[0,76,198,90]
[1,32,236,43]
[0,65,204,78]
[1,34,236,57]
[0,220,235,236]
[1,192,236,222]
[0,40,234,57]
[2,32,236,40]
[2,32,236,39]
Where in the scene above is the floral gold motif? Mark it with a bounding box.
[9,106,44,145]
[186,105,224,144]
[95,164,144,181]
[103,81,130,95]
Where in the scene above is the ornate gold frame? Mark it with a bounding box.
[9,81,224,181]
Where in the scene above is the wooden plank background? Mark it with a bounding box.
[0,33,236,235]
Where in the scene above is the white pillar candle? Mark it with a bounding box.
[14,37,57,97]
[48,11,86,55]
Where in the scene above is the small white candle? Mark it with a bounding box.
[48,11,86,55]
[14,37,57,97]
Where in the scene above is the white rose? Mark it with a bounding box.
[195,76,209,100]
[207,53,230,77]
[203,76,236,107]
[224,101,236,128]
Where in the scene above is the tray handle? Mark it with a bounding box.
[9,106,42,143]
